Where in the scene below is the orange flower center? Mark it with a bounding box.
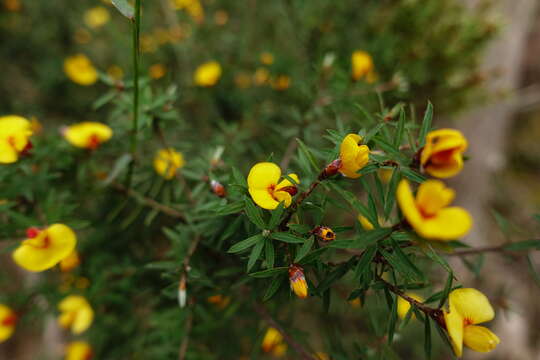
[87,134,101,150]
[84,349,93,360]
[430,148,456,165]
[463,318,473,326]
[24,230,51,249]
[2,314,17,326]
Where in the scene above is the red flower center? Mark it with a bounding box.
[2,314,17,326]
[87,134,101,150]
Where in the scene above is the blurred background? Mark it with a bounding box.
[0,0,539,359]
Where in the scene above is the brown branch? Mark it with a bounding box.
[111,181,185,220]
[178,313,193,360]
[253,303,316,360]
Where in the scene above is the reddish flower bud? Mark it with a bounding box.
[210,180,227,198]
[289,264,308,299]
[322,159,342,178]
[313,226,336,242]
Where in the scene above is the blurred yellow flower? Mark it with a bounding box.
[149,64,167,80]
[194,61,222,87]
[64,122,113,150]
[289,264,308,299]
[66,341,93,360]
[58,295,94,335]
[338,134,370,178]
[397,293,423,319]
[12,224,77,272]
[207,294,231,309]
[60,251,81,272]
[260,52,274,65]
[444,288,499,357]
[421,129,468,178]
[214,10,229,25]
[107,65,124,81]
[253,67,270,86]
[247,162,299,210]
[349,297,362,307]
[154,27,171,45]
[154,148,184,180]
[84,6,110,28]
[3,0,21,12]
[0,115,33,164]
[173,0,204,23]
[262,327,287,356]
[64,54,98,86]
[271,75,291,91]
[358,215,375,231]
[397,179,472,240]
[0,304,16,343]
[351,50,376,83]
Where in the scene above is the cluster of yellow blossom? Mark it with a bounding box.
[261,327,287,356]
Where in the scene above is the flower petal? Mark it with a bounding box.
[276,173,299,189]
[396,179,424,231]
[418,207,472,240]
[273,191,292,208]
[425,151,463,178]
[463,325,500,353]
[339,134,362,165]
[358,215,375,231]
[397,293,423,319]
[64,122,113,148]
[247,162,281,190]
[249,189,279,210]
[416,180,455,216]
[449,288,495,325]
[444,308,464,357]
[421,129,467,165]
[0,141,19,164]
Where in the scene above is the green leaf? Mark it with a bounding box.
[394,108,406,148]
[249,267,288,278]
[112,0,135,19]
[401,167,426,184]
[419,242,452,273]
[268,202,286,229]
[381,243,424,282]
[327,182,377,226]
[101,153,133,186]
[263,276,283,301]
[228,234,264,253]
[296,138,319,171]
[418,102,433,148]
[424,315,432,359]
[358,228,393,248]
[92,90,117,110]
[271,232,306,244]
[294,236,314,263]
[527,254,540,289]
[244,197,266,230]
[503,239,540,251]
[265,239,275,269]
[144,261,178,270]
[364,123,386,144]
[355,245,377,279]
[247,240,265,272]
[372,136,404,162]
[384,169,401,219]
[438,271,454,308]
[214,201,244,216]
[231,167,248,188]
[299,247,328,265]
[387,295,398,345]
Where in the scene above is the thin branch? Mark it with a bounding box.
[253,303,316,360]
[178,313,193,360]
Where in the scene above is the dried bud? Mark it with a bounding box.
[289,264,308,299]
[313,226,335,242]
[321,159,342,179]
[210,180,226,198]
[178,276,187,308]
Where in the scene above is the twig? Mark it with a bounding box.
[178,313,193,360]
[111,182,185,220]
[445,245,509,256]
[253,303,316,360]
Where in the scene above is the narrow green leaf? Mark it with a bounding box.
[384,169,401,219]
[112,0,135,19]
[268,202,285,230]
[424,315,432,359]
[145,261,178,270]
[527,254,540,289]
[244,197,266,230]
[228,234,264,253]
[296,138,319,171]
[294,236,314,263]
[327,183,377,226]
[247,240,265,272]
[263,276,283,301]
[355,245,377,279]
[101,153,133,186]
[503,239,540,251]
[418,102,433,147]
[214,201,244,215]
[231,167,248,188]
[394,108,406,148]
[364,123,386,144]
[298,247,328,265]
[271,232,305,244]
[265,239,275,269]
[387,295,398,345]
[438,271,454,308]
[358,228,393,248]
[380,246,423,282]
[401,167,426,184]
[249,267,288,278]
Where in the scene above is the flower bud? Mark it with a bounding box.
[288,264,308,299]
[210,180,226,198]
[313,226,335,242]
[321,159,342,179]
[178,276,187,308]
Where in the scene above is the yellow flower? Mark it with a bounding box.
[173,0,204,23]
[63,122,113,149]
[0,115,33,164]
[207,294,231,309]
[247,162,299,210]
[12,224,77,272]
[0,304,17,343]
[60,251,81,272]
[194,61,222,87]
[397,293,423,319]
[262,327,287,356]
[338,134,370,178]
[84,6,110,28]
[420,129,468,178]
[149,63,167,79]
[260,52,274,65]
[253,67,270,86]
[349,297,362,307]
[58,295,94,335]
[444,288,499,357]
[358,215,375,231]
[153,148,185,180]
[64,54,98,86]
[271,75,291,91]
[65,341,93,360]
[397,179,472,240]
[351,50,375,82]
[289,264,308,299]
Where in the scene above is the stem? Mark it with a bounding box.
[127,0,141,188]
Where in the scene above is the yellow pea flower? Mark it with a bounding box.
[0,115,33,164]
[60,251,81,272]
[397,293,423,319]
[444,288,499,357]
[12,224,77,272]
[153,148,184,180]
[64,54,98,86]
[421,129,468,178]
[262,327,287,356]
[247,162,299,210]
[194,61,221,87]
[58,295,94,335]
[149,64,167,80]
[314,226,335,242]
[0,304,17,343]
[173,0,204,23]
[63,122,113,150]
[65,341,93,360]
[397,179,472,240]
[84,6,110,28]
[338,134,370,178]
[358,215,375,231]
[289,264,308,299]
[351,50,376,83]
